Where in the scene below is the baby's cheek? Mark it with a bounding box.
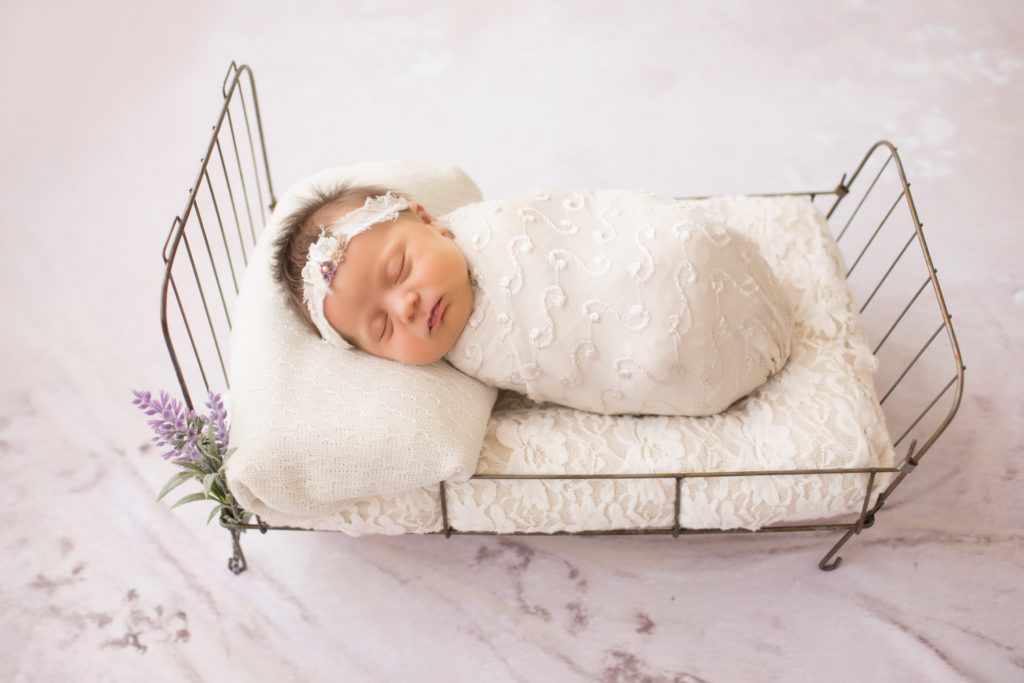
[389,333,426,365]
[322,299,361,349]
[322,302,346,337]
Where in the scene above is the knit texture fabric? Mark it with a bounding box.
[226,160,497,518]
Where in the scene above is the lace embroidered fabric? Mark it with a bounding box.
[445,190,794,416]
[252,195,894,535]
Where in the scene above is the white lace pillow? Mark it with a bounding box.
[226,161,497,519]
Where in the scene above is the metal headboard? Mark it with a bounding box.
[161,62,277,410]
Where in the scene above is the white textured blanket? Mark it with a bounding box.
[445,190,794,416]
[254,195,894,534]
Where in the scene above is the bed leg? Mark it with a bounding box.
[819,469,888,571]
[818,528,857,571]
[227,527,248,575]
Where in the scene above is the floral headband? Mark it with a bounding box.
[301,191,409,347]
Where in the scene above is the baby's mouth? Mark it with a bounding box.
[428,298,443,331]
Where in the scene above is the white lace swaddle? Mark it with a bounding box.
[444,189,794,416]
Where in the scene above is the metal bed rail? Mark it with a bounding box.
[160,64,963,573]
[161,62,276,411]
[822,141,964,470]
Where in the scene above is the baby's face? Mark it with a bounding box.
[320,201,473,365]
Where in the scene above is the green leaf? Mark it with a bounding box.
[206,418,219,457]
[207,504,222,525]
[202,472,217,496]
[175,461,207,475]
[205,452,223,472]
[156,471,195,502]
[169,491,211,509]
[209,474,228,498]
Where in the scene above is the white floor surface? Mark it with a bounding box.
[1,1,1022,681]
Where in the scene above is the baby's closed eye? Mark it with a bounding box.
[388,248,407,285]
[372,313,389,341]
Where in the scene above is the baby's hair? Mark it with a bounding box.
[272,183,395,332]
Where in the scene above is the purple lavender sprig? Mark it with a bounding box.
[131,390,203,463]
[132,389,247,525]
[205,392,230,455]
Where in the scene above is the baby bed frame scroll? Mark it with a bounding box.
[160,63,964,574]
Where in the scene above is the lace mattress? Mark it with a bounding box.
[257,195,894,535]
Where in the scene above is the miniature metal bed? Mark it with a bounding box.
[160,63,964,573]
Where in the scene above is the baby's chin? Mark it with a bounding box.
[409,356,444,366]
[406,336,460,366]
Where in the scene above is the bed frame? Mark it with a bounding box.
[160,63,964,573]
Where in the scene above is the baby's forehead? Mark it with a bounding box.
[310,198,364,227]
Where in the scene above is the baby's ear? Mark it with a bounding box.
[409,202,450,235]
[408,201,433,222]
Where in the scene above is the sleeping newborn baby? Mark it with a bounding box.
[273,185,793,416]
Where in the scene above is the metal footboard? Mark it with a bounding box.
[160,64,963,573]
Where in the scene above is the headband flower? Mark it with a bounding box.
[301,192,410,347]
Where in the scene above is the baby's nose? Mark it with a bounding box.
[395,289,420,323]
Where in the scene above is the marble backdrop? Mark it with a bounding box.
[1,1,1021,681]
